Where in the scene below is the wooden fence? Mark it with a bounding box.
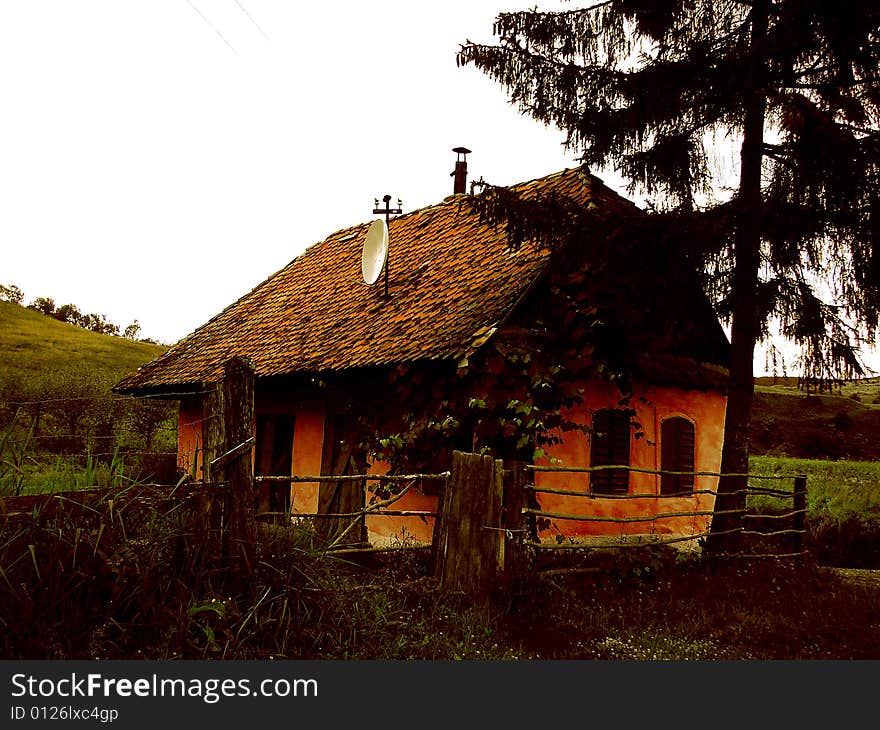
[524,463,808,559]
[253,471,448,552]
[0,449,808,596]
[249,450,807,593]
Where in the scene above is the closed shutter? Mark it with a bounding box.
[590,409,630,495]
[661,417,695,494]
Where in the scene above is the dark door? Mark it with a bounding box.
[254,414,295,517]
[316,413,367,547]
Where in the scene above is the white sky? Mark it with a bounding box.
[1,1,876,377]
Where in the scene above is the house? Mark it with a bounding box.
[114,153,730,547]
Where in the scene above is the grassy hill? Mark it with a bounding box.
[752,376,880,460]
[0,300,165,381]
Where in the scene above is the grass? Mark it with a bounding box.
[0,300,165,379]
[749,455,880,518]
[2,447,879,660]
[755,375,880,401]
[507,552,880,659]
[750,381,880,461]
[748,454,880,568]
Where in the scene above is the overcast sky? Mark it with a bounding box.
[1,1,876,377]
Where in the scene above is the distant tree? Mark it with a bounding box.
[0,284,23,304]
[23,293,128,337]
[459,1,880,552]
[124,398,172,452]
[123,320,141,340]
[54,303,85,327]
[82,312,120,337]
[28,297,56,317]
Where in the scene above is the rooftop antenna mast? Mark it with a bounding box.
[371,194,403,298]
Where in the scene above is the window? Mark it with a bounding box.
[661,417,695,494]
[590,408,631,495]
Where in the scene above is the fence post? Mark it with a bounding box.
[200,381,225,562]
[434,451,503,594]
[201,384,225,481]
[219,356,256,590]
[793,475,807,560]
[430,472,450,575]
[503,460,529,590]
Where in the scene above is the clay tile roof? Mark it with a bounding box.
[115,168,637,395]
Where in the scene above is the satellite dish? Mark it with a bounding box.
[361,219,388,286]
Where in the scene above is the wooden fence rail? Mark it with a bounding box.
[255,473,449,484]
[244,453,808,589]
[528,463,795,479]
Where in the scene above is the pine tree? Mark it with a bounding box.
[458,1,880,551]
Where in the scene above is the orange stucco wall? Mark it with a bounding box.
[252,390,325,514]
[176,377,726,547]
[532,380,726,542]
[358,379,726,546]
[363,460,439,546]
[287,402,324,515]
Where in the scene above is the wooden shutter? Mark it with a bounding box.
[661,417,695,495]
[590,409,630,495]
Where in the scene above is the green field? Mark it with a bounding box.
[749,455,880,517]
[0,301,175,493]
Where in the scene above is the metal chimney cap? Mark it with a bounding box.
[452,146,472,155]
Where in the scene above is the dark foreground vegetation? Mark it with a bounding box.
[2,484,878,660]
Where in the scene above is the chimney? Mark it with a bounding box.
[451,147,471,195]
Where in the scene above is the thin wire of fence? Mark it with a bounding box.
[4,389,217,407]
[527,484,796,498]
[528,463,798,480]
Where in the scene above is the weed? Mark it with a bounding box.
[0,411,36,496]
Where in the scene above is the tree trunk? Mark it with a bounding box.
[706,0,769,555]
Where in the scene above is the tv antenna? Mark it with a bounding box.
[370,194,403,297]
